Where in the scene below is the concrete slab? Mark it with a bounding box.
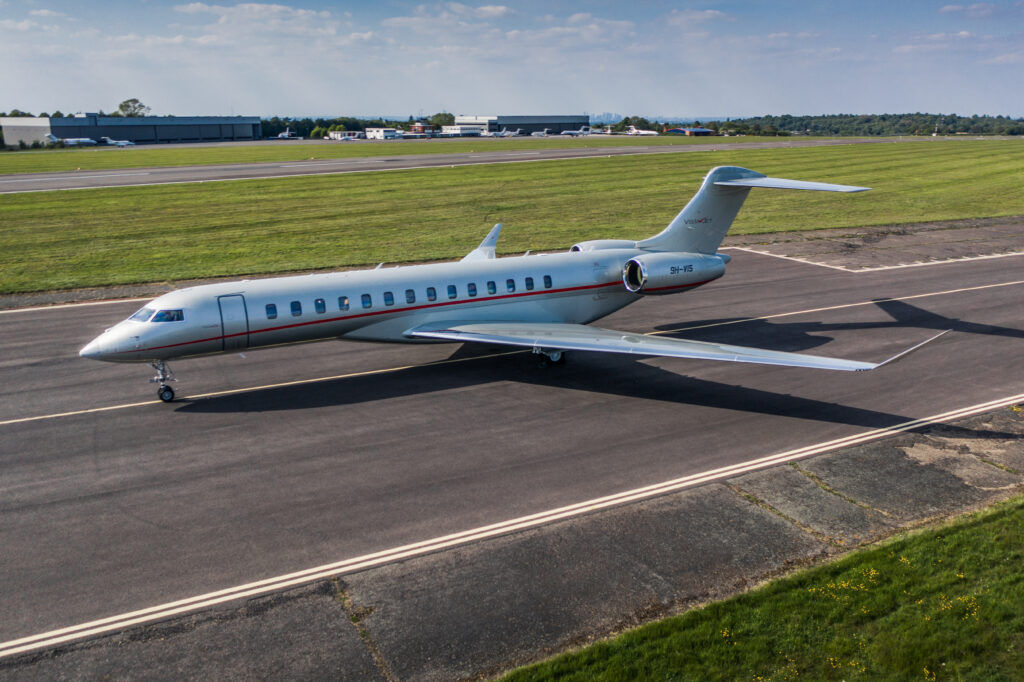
[0,582,382,682]
[729,464,896,547]
[901,440,1021,491]
[800,439,987,522]
[345,484,825,681]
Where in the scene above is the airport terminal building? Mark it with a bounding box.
[454,115,589,135]
[1,113,262,147]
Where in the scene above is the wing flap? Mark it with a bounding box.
[407,322,943,372]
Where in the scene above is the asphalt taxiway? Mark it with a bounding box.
[0,137,916,194]
[2,241,1023,671]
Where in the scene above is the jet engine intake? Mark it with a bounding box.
[623,252,727,295]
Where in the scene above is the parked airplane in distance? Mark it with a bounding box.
[44,133,97,146]
[530,128,553,137]
[99,136,135,147]
[560,126,592,137]
[272,127,301,140]
[81,166,947,402]
[626,125,659,136]
[495,128,522,137]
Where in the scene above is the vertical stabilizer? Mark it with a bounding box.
[637,166,869,255]
[637,166,763,254]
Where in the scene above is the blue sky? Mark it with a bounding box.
[2,1,1022,118]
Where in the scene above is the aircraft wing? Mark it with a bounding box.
[407,322,948,371]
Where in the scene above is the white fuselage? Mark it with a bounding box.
[80,248,716,364]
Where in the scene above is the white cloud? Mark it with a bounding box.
[0,18,38,31]
[985,50,1024,63]
[939,2,998,17]
[665,9,727,26]
[29,9,65,18]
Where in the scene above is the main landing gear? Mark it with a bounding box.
[533,348,567,368]
[150,360,177,402]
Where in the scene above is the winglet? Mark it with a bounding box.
[865,329,952,371]
[461,223,502,261]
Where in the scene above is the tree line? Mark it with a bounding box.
[650,113,1023,136]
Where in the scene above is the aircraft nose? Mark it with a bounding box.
[79,337,105,359]
[80,333,116,360]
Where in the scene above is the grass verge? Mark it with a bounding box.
[0,134,765,175]
[1,139,1022,294]
[502,493,1024,681]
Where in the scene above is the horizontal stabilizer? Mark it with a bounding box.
[715,177,870,192]
[408,322,947,372]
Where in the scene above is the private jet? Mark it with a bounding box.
[99,136,135,147]
[44,133,97,146]
[80,166,946,402]
[530,129,553,137]
[560,126,592,137]
[626,125,659,136]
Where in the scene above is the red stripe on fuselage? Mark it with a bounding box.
[119,276,717,356]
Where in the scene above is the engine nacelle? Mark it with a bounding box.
[622,252,727,295]
[570,239,636,252]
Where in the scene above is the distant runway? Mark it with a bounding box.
[0,137,914,194]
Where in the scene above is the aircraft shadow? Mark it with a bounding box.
[653,299,1024,349]
[175,347,1020,442]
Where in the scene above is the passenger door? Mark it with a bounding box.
[218,294,249,351]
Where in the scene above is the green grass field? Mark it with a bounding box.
[1,139,1022,294]
[502,492,1024,681]
[0,134,761,175]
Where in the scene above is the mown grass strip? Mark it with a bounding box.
[0,134,762,175]
[502,493,1024,681]
[1,140,1021,294]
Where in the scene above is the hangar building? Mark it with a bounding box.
[0,113,262,148]
[454,115,589,135]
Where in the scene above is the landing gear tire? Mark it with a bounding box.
[158,385,175,403]
[535,349,566,368]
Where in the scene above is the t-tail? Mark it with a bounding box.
[637,166,869,254]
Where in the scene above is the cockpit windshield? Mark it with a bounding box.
[152,309,184,322]
[127,307,183,322]
[129,307,155,322]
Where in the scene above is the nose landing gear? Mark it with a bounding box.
[149,361,177,402]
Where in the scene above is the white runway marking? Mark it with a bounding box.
[2,391,1021,659]
[724,246,1024,272]
[0,172,152,184]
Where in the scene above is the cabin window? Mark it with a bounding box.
[487,281,497,295]
[543,275,553,289]
[266,304,277,320]
[447,284,457,299]
[151,309,184,322]
[405,289,415,304]
[338,296,349,311]
[361,294,372,309]
[506,278,515,293]
[427,287,437,302]
[130,307,155,322]
[467,283,477,297]
[525,277,534,291]
[291,301,302,316]
[314,298,326,314]
[384,291,395,306]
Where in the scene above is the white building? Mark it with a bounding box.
[440,125,484,137]
[365,128,400,140]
